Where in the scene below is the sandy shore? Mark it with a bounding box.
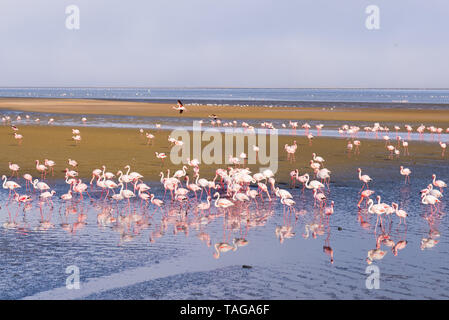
[2,98,449,124]
[0,125,443,184]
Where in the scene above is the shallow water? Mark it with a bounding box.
[2,109,449,143]
[1,109,449,300]
[1,157,448,299]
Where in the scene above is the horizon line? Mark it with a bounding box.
[0,86,449,90]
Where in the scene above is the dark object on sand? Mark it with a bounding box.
[242,265,253,269]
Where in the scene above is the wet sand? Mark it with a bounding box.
[0,125,444,184]
[2,98,449,124]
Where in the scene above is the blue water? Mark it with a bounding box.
[1,87,449,108]
[0,160,448,300]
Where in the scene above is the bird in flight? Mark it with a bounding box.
[173,100,186,114]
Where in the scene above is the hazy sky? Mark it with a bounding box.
[0,0,448,88]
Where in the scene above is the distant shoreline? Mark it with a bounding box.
[2,97,449,124]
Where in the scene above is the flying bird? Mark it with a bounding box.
[173,100,186,114]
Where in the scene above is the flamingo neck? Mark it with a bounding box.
[368,201,373,213]
[214,193,220,207]
[214,244,220,258]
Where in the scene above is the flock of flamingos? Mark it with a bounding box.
[1,113,447,263]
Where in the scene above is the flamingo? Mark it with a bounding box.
[14,132,23,145]
[68,159,78,167]
[421,184,443,199]
[196,196,211,215]
[32,179,50,192]
[23,173,33,192]
[289,169,298,187]
[304,174,324,191]
[150,193,164,216]
[312,153,325,163]
[367,198,387,231]
[440,141,446,157]
[421,193,440,212]
[280,197,296,213]
[173,100,186,113]
[173,166,187,182]
[8,162,20,178]
[73,179,91,201]
[307,133,314,145]
[44,159,56,176]
[252,145,260,159]
[214,192,234,210]
[353,140,361,154]
[357,189,375,208]
[35,160,47,178]
[391,202,408,225]
[65,168,78,178]
[358,168,372,191]
[313,189,327,207]
[432,174,447,191]
[275,187,293,200]
[296,173,309,192]
[402,141,409,155]
[400,166,411,184]
[324,201,334,220]
[61,190,73,201]
[2,175,21,197]
[213,240,237,259]
[366,249,387,264]
[90,168,103,186]
[421,238,439,250]
[155,152,167,165]
[257,182,271,201]
[39,190,56,206]
[138,189,150,205]
[72,135,82,144]
[185,176,201,198]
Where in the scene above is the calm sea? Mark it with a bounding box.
[1,88,449,109]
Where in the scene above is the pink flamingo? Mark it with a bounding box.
[353,140,361,155]
[432,174,447,192]
[358,168,372,192]
[23,173,33,192]
[9,162,20,178]
[35,160,47,179]
[197,196,212,215]
[440,142,446,157]
[150,193,165,217]
[14,132,23,145]
[357,189,375,208]
[155,152,167,165]
[313,189,326,207]
[402,141,409,156]
[391,202,408,225]
[400,166,411,184]
[2,175,21,198]
[44,159,56,176]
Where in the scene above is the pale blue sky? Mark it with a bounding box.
[0,0,448,88]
